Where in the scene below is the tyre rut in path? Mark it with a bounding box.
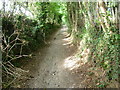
[21,26,84,88]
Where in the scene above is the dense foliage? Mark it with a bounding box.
[66,1,119,87]
[1,2,63,87]
[2,2,63,61]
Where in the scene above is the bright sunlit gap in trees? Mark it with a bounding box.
[1,0,34,18]
[0,0,2,10]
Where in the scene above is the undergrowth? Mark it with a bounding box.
[74,23,119,87]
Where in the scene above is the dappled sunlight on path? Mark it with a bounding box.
[63,34,91,71]
[63,48,90,71]
[64,56,80,70]
[17,26,85,88]
[13,25,98,88]
[62,36,73,46]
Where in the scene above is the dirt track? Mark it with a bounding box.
[18,26,87,88]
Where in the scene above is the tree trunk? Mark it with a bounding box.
[98,0,110,33]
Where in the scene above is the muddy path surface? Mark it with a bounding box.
[18,25,86,88]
